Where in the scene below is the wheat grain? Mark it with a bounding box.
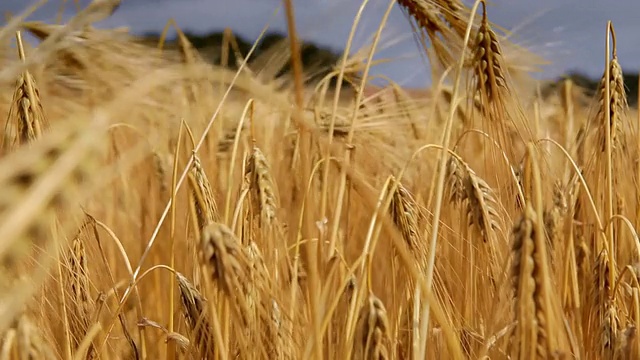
[245,146,278,226]
[473,1,506,103]
[593,248,619,357]
[66,221,94,352]
[2,32,48,152]
[199,223,281,357]
[510,204,562,358]
[446,156,466,206]
[595,40,627,153]
[396,0,464,70]
[446,155,502,242]
[353,294,391,360]
[176,272,216,358]
[388,176,425,266]
[187,152,219,232]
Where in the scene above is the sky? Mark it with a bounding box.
[4,0,640,87]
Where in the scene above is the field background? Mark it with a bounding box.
[0,0,639,359]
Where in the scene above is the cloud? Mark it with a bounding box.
[4,0,640,86]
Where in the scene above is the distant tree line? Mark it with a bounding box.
[544,71,639,107]
[140,30,346,87]
[140,30,639,105]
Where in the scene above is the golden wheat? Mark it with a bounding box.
[0,2,638,359]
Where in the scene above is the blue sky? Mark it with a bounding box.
[5,0,640,87]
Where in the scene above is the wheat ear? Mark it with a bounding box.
[187,152,219,232]
[245,145,278,227]
[176,272,216,358]
[2,31,48,152]
[352,294,391,360]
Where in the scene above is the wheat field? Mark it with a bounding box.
[0,0,639,359]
